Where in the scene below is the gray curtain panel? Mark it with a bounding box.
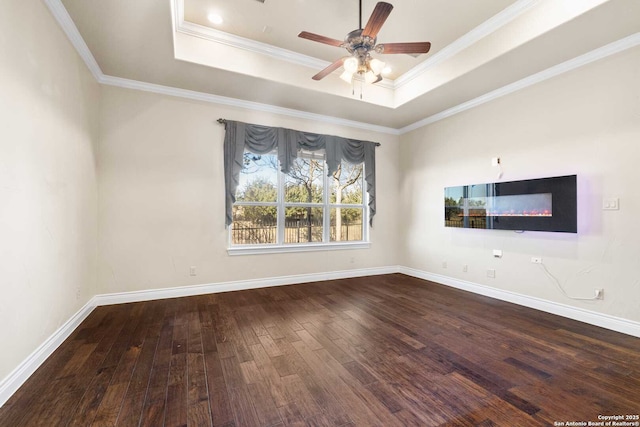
[223,120,377,227]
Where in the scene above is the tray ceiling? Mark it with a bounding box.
[58,0,640,130]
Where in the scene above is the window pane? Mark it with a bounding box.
[330,208,363,242]
[284,207,323,243]
[237,152,278,202]
[231,205,277,245]
[330,162,363,204]
[284,156,324,204]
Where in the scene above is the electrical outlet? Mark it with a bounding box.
[442,261,447,269]
[595,288,604,299]
[487,269,496,278]
[531,257,542,264]
[189,266,197,276]
[602,198,619,210]
[462,264,468,272]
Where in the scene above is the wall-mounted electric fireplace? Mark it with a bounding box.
[445,175,577,233]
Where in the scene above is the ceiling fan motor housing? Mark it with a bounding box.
[344,29,377,55]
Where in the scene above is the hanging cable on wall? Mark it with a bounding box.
[537,262,601,301]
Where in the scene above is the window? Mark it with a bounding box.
[230,149,368,252]
[222,120,377,253]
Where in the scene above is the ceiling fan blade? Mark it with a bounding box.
[298,31,343,47]
[312,57,346,80]
[362,2,394,38]
[372,75,383,84]
[377,42,431,54]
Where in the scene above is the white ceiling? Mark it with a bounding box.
[58,0,640,130]
[183,0,516,80]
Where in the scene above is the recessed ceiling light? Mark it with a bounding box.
[207,13,223,25]
[382,66,392,75]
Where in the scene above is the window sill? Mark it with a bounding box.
[227,241,370,256]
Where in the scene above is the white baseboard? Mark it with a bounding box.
[3,264,639,408]
[93,266,398,306]
[0,265,395,408]
[399,266,640,338]
[0,300,97,407]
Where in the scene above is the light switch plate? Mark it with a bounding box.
[602,197,619,210]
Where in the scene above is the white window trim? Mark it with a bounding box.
[228,153,369,255]
[227,241,371,256]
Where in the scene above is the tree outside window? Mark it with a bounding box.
[231,150,366,246]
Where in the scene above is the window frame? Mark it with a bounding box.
[228,151,370,255]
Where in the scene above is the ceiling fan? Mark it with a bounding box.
[298,1,431,84]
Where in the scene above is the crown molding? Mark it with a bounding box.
[175,0,317,69]
[398,32,640,135]
[394,0,539,89]
[41,0,397,134]
[42,0,103,81]
[172,0,538,91]
[99,75,400,135]
[41,0,640,136]
[177,21,329,72]
[172,0,395,90]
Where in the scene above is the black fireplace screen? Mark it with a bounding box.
[445,175,577,233]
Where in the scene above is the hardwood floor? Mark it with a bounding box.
[1,274,638,426]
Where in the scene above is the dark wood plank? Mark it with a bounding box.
[116,301,167,425]
[199,303,235,427]
[279,374,322,420]
[1,274,639,426]
[187,308,213,427]
[90,345,142,426]
[15,304,140,427]
[164,309,189,427]
[274,339,352,426]
[248,343,288,407]
[138,306,176,427]
[92,302,160,426]
[246,381,282,426]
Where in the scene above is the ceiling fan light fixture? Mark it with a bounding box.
[363,70,378,84]
[343,57,359,74]
[369,58,385,75]
[340,70,355,83]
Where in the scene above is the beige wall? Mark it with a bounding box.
[399,46,640,322]
[97,86,401,294]
[0,2,99,380]
[2,0,638,398]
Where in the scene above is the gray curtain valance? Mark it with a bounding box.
[223,120,377,227]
